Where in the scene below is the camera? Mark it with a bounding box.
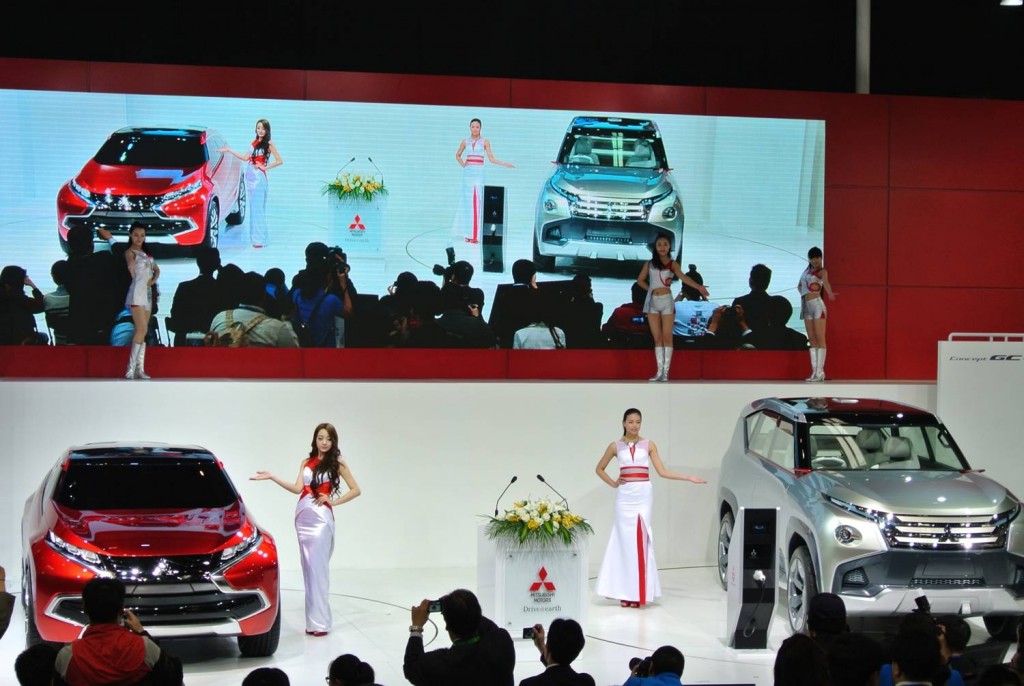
[913,595,931,614]
[428,599,442,613]
[327,245,350,274]
[522,627,535,639]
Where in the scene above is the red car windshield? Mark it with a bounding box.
[94,131,207,168]
[54,457,237,510]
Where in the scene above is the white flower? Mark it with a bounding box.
[542,513,551,522]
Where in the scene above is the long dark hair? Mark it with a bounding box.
[622,408,642,436]
[648,233,673,268]
[128,221,153,256]
[308,422,342,495]
[252,118,272,158]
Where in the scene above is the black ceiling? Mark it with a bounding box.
[3,0,1022,100]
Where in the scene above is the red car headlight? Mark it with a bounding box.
[220,528,261,564]
[161,179,203,204]
[48,530,102,566]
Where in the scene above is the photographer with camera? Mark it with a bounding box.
[520,618,595,686]
[404,588,514,686]
[290,242,353,348]
[624,645,686,685]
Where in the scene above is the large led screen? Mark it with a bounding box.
[0,88,824,349]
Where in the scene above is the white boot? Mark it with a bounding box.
[661,347,673,382]
[125,343,141,380]
[805,348,819,382]
[136,342,151,380]
[649,347,665,382]
[814,348,826,382]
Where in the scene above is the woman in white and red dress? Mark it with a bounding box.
[797,245,836,382]
[251,422,360,635]
[448,118,514,262]
[595,408,705,608]
[220,118,283,248]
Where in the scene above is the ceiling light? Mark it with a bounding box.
[1001,0,1022,6]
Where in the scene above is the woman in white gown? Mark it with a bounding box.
[252,422,360,635]
[595,408,706,607]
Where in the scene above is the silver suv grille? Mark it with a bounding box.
[883,513,1007,550]
[571,196,649,221]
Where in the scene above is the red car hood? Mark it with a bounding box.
[54,503,245,556]
[74,161,202,193]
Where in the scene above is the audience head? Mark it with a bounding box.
[240,271,268,308]
[768,294,794,326]
[66,226,96,256]
[394,271,418,293]
[978,664,1024,686]
[82,577,126,623]
[630,282,647,307]
[890,630,943,684]
[571,273,592,300]
[15,643,60,686]
[826,632,883,686]
[773,633,830,686]
[195,247,222,276]
[217,263,246,308]
[680,264,705,301]
[750,263,772,291]
[265,267,286,289]
[450,260,474,286]
[440,588,482,639]
[328,653,375,686]
[50,260,68,287]
[546,618,586,666]
[242,667,290,686]
[935,614,970,654]
[512,259,537,287]
[807,592,848,638]
[1,265,27,291]
[305,241,330,267]
[650,645,685,678]
[409,280,443,320]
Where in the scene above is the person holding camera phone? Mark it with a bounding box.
[519,618,595,686]
[404,588,514,686]
[624,646,686,685]
[636,234,709,381]
[595,409,706,609]
[251,422,361,636]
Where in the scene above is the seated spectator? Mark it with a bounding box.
[878,611,964,686]
[209,272,300,347]
[699,305,757,350]
[732,263,773,334]
[750,295,809,350]
[602,283,653,349]
[168,247,222,345]
[520,618,595,686]
[440,261,482,313]
[978,664,1022,686]
[328,653,376,686]
[1,563,13,639]
[110,308,161,347]
[64,226,129,345]
[0,265,48,345]
[264,267,292,320]
[889,630,948,686]
[381,271,419,319]
[44,259,71,345]
[439,286,497,348]
[672,263,722,342]
[54,577,183,686]
[291,263,348,348]
[489,259,539,348]
[243,667,290,685]
[560,273,604,349]
[936,615,978,685]
[15,643,60,686]
[625,645,686,686]
[773,633,831,686]
[806,592,849,651]
[514,294,566,349]
[217,262,246,311]
[400,281,449,348]
[827,632,885,686]
[404,588,515,686]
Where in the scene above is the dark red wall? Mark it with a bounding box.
[2,58,1021,381]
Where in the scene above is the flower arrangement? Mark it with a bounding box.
[321,172,388,203]
[486,497,594,549]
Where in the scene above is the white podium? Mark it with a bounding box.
[327,196,386,258]
[476,523,588,636]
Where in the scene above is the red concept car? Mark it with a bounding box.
[21,442,280,656]
[57,127,246,252]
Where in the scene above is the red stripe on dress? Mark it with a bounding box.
[636,515,646,606]
[471,186,480,242]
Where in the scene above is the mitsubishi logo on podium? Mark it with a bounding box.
[348,214,366,231]
[529,567,556,593]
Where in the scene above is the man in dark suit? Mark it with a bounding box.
[168,247,222,345]
[521,618,595,686]
[63,227,129,345]
[732,263,773,334]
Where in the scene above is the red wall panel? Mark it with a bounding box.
[824,286,888,380]
[889,189,1024,288]
[824,187,889,287]
[706,88,890,189]
[307,71,512,108]
[509,79,706,116]
[0,58,90,92]
[891,96,1024,192]
[886,287,1024,379]
[87,62,308,101]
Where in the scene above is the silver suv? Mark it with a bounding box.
[532,116,683,272]
[717,397,1024,637]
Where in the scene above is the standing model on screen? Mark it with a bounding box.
[449,118,515,262]
[220,118,284,249]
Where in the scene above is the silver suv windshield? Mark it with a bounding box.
[807,423,968,472]
[559,133,666,169]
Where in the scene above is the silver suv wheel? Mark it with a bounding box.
[717,511,733,590]
[787,546,817,633]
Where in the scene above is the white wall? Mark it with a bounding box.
[0,380,935,587]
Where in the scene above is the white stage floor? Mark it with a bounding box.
[0,565,1009,685]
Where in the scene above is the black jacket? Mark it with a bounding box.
[404,616,515,686]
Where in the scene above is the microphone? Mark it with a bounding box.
[494,475,518,516]
[536,474,569,510]
[336,157,356,176]
[367,156,385,186]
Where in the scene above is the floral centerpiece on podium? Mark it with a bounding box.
[486,497,593,549]
[321,172,388,203]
